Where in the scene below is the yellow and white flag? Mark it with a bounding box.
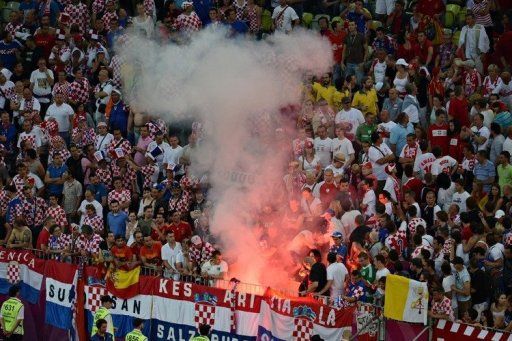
[383,274,428,325]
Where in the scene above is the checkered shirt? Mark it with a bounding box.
[19,134,36,150]
[92,0,105,15]
[69,77,91,104]
[109,55,122,88]
[408,218,427,236]
[102,11,118,30]
[83,214,104,234]
[0,82,15,101]
[64,2,90,33]
[5,22,22,37]
[292,318,314,341]
[19,97,40,118]
[41,120,60,139]
[143,0,155,16]
[106,138,132,158]
[194,303,216,329]
[431,296,454,320]
[175,12,202,33]
[47,205,69,228]
[169,194,191,215]
[190,242,215,266]
[49,148,72,164]
[21,196,47,227]
[504,232,512,246]
[96,167,113,189]
[139,164,159,189]
[52,82,70,101]
[0,189,8,215]
[49,233,73,251]
[75,233,103,255]
[146,120,167,139]
[111,162,136,190]
[6,198,23,224]
[72,127,96,148]
[108,189,131,208]
[11,175,38,198]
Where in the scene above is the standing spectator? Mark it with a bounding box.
[429,287,455,321]
[341,20,367,84]
[271,0,299,34]
[162,231,183,280]
[30,58,54,114]
[458,12,490,74]
[368,132,394,190]
[452,256,472,318]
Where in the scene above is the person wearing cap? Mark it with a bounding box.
[190,235,215,271]
[91,295,115,336]
[450,256,472,318]
[175,1,202,33]
[0,285,24,340]
[459,12,490,74]
[329,231,347,260]
[125,318,147,341]
[325,152,346,181]
[95,121,114,155]
[351,76,378,117]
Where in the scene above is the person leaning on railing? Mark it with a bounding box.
[6,218,32,250]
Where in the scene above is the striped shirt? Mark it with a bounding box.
[472,0,493,27]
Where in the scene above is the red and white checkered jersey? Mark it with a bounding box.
[102,11,118,30]
[175,12,202,33]
[21,196,48,226]
[96,166,113,189]
[464,69,482,98]
[46,205,69,228]
[190,242,215,266]
[431,296,454,321]
[92,0,105,15]
[108,189,131,207]
[69,77,90,104]
[64,2,90,33]
[75,233,103,255]
[408,217,427,236]
[109,55,122,88]
[5,22,22,37]
[72,127,96,148]
[83,214,104,234]
[111,162,137,191]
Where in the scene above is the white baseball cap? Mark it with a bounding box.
[396,58,409,67]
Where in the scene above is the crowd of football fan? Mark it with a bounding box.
[0,0,512,333]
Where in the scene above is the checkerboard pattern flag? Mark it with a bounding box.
[194,303,216,330]
[292,317,314,341]
[7,262,20,284]
[86,286,107,313]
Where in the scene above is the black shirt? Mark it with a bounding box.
[309,262,327,293]
[470,269,491,304]
[66,156,84,183]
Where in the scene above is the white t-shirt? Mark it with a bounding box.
[95,133,114,153]
[0,81,14,109]
[414,152,436,176]
[431,156,457,176]
[488,243,504,261]
[163,145,184,166]
[362,189,376,217]
[201,259,228,286]
[78,199,103,225]
[17,131,42,149]
[45,103,74,132]
[378,120,397,145]
[331,137,355,160]
[19,97,41,115]
[161,242,183,280]
[272,5,299,32]
[30,69,54,99]
[326,262,348,298]
[442,275,458,309]
[314,137,333,167]
[368,142,393,181]
[437,182,456,210]
[335,108,365,141]
[298,155,321,173]
[147,141,172,167]
[451,191,471,212]
[383,176,398,202]
[471,125,491,151]
[375,267,390,281]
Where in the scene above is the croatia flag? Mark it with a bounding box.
[0,250,44,304]
[45,260,78,330]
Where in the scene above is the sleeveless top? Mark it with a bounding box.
[393,74,409,95]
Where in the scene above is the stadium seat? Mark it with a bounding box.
[444,11,455,29]
[312,14,330,30]
[261,9,272,32]
[446,4,461,17]
[302,12,313,28]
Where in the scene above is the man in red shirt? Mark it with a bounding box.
[402,165,423,201]
[130,231,144,262]
[319,169,339,207]
[428,110,449,155]
[448,86,470,128]
[416,31,434,67]
[36,217,56,251]
[140,235,162,270]
[111,235,136,270]
[168,210,192,243]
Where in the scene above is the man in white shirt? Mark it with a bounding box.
[17,120,42,151]
[468,113,490,151]
[360,178,376,217]
[431,146,458,177]
[377,109,397,145]
[374,254,390,282]
[367,131,395,188]
[414,142,436,178]
[451,179,470,213]
[163,135,184,173]
[78,189,103,225]
[335,97,365,141]
[45,92,74,143]
[313,125,333,167]
[458,12,490,74]
[318,252,348,300]
[331,127,355,169]
[94,69,113,123]
[272,0,299,33]
[201,250,228,286]
[29,58,54,112]
[161,231,183,280]
[147,131,172,169]
[95,122,114,154]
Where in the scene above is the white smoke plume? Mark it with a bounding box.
[119,28,332,290]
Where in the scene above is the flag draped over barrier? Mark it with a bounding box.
[106,266,140,299]
[383,274,429,325]
[0,256,510,340]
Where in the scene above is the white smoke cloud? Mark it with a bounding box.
[119,27,332,290]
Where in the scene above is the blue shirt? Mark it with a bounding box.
[0,40,22,70]
[107,211,128,237]
[108,101,129,135]
[346,12,366,33]
[47,164,68,195]
[193,0,212,24]
[0,123,16,152]
[473,160,496,193]
[389,122,414,155]
[87,183,108,203]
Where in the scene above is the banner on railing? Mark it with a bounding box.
[257,287,354,341]
[433,319,512,340]
[0,249,44,304]
[45,260,78,331]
